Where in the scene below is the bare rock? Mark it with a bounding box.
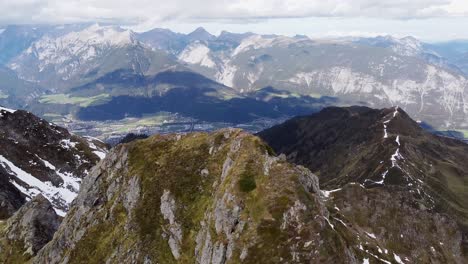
[4,194,60,255]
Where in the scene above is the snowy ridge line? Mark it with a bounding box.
[0,106,16,113]
[0,106,16,117]
[366,107,401,185]
[366,106,429,202]
[382,106,399,139]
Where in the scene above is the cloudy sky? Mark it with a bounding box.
[1,0,467,41]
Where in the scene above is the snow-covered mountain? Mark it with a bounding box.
[150,31,468,130]
[8,24,180,91]
[0,107,108,217]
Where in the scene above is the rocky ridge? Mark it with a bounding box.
[259,106,468,262]
[0,107,108,216]
[27,127,467,263]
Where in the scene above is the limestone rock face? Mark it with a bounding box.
[0,194,60,262]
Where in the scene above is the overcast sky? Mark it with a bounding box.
[0,0,467,41]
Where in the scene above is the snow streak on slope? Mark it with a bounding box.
[0,155,79,216]
[365,107,401,185]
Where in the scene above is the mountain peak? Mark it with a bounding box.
[191,26,209,34]
[258,106,468,258]
[187,26,215,41]
[73,23,135,46]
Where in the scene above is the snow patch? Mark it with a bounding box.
[0,155,78,216]
[322,188,342,198]
[365,232,377,239]
[0,106,16,117]
[393,253,405,264]
[178,42,215,68]
[60,139,77,150]
[93,151,107,160]
[84,136,107,160]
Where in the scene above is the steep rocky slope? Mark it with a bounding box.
[0,194,60,263]
[259,106,468,260]
[0,106,108,216]
[29,129,466,263]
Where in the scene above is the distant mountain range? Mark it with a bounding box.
[0,23,467,134]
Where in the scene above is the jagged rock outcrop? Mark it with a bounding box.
[0,107,108,216]
[0,194,60,263]
[33,129,364,263]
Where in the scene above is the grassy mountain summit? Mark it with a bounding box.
[35,130,339,263]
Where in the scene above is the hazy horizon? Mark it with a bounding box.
[1,0,468,42]
[1,19,468,43]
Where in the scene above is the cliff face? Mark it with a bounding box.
[30,128,466,263]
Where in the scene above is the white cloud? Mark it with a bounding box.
[0,0,467,26]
